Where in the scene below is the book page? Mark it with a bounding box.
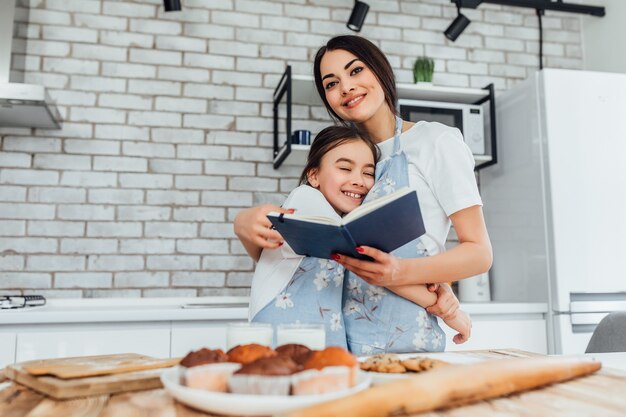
[343,187,412,224]
[268,185,341,226]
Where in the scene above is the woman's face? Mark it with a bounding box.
[307,139,375,215]
[319,49,387,124]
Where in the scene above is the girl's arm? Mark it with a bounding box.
[386,284,436,308]
[334,205,492,286]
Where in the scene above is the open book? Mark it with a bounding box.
[267,187,425,260]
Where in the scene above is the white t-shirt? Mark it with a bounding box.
[376,121,482,256]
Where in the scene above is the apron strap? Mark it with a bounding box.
[392,116,403,153]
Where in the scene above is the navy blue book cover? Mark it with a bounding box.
[268,191,425,260]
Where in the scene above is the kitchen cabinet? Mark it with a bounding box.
[442,313,547,354]
[0,332,16,368]
[14,323,170,362]
[272,66,497,170]
[0,297,250,364]
[1,299,548,365]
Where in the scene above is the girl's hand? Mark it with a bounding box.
[449,310,472,344]
[444,310,472,345]
[426,283,459,321]
[234,205,293,252]
[332,246,402,286]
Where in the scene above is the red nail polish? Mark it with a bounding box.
[278,242,284,247]
[356,247,364,253]
[287,208,295,214]
[331,254,340,261]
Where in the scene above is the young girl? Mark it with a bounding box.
[249,126,471,349]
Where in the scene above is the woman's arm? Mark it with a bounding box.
[234,205,292,262]
[333,205,492,286]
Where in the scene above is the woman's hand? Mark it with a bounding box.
[425,283,459,321]
[233,205,293,261]
[332,246,402,286]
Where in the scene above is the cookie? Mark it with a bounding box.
[360,354,406,373]
[400,357,449,372]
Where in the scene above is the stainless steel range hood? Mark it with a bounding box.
[0,0,61,129]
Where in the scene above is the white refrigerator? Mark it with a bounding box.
[481,69,626,354]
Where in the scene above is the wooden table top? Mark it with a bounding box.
[2,349,625,417]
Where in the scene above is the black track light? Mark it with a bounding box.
[346,1,369,32]
[163,0,181,12]
[444,9,470,42]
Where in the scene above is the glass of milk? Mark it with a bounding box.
[226,322,273,349]
[276,323,326,350]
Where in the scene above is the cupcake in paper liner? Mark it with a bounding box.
[179,348,236,391]
[228,356,301,395]
[292,346,359,395]
[183,362,241,392]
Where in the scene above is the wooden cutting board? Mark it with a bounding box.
[19,353,180,379]
[4,354,180,399]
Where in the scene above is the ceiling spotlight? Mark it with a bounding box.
[444,2,470,42]
[163,0,181,12]
[346,1,369,32]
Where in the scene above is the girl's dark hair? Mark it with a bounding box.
[299,126,380,185]
[313,35,398,124]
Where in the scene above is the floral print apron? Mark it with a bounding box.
[252,256,348,348]
[342,116,446,355]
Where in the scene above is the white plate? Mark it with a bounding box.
[161,366,371,416]
[360,352,484,385]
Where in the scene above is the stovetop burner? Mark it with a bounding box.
[0,295,46,310]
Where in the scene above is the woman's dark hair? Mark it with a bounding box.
[299,126,380,185]
[313,35,398,124]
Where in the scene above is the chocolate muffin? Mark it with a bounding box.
[234,355,301,376]
[229,356,299,395]
[180,348,228,368]
[275,343,313,365]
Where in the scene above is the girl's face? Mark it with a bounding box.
[319,49,387,124]
[307,139,375,215]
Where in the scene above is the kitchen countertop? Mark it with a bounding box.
[584,352,626,372]
[0,297,250,325]
[0,349,623,417]
[0,297,547,325]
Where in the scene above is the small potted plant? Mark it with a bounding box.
[413,57,435,84]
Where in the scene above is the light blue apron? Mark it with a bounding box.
[342,117,446,355]
[252,256,348,349]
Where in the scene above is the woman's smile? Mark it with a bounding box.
[343,94,366,108]
[320,49,386,124]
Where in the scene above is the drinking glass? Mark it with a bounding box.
[276,323,326,350]
[226,322,273,349]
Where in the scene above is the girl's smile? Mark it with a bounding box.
[307,139,375,215]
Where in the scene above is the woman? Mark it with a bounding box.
[235,35,491,353]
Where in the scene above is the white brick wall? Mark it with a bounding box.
[1,0,584,298]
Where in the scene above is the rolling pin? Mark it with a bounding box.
[281,356,601,417]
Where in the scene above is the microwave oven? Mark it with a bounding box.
[398,99,486,155]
